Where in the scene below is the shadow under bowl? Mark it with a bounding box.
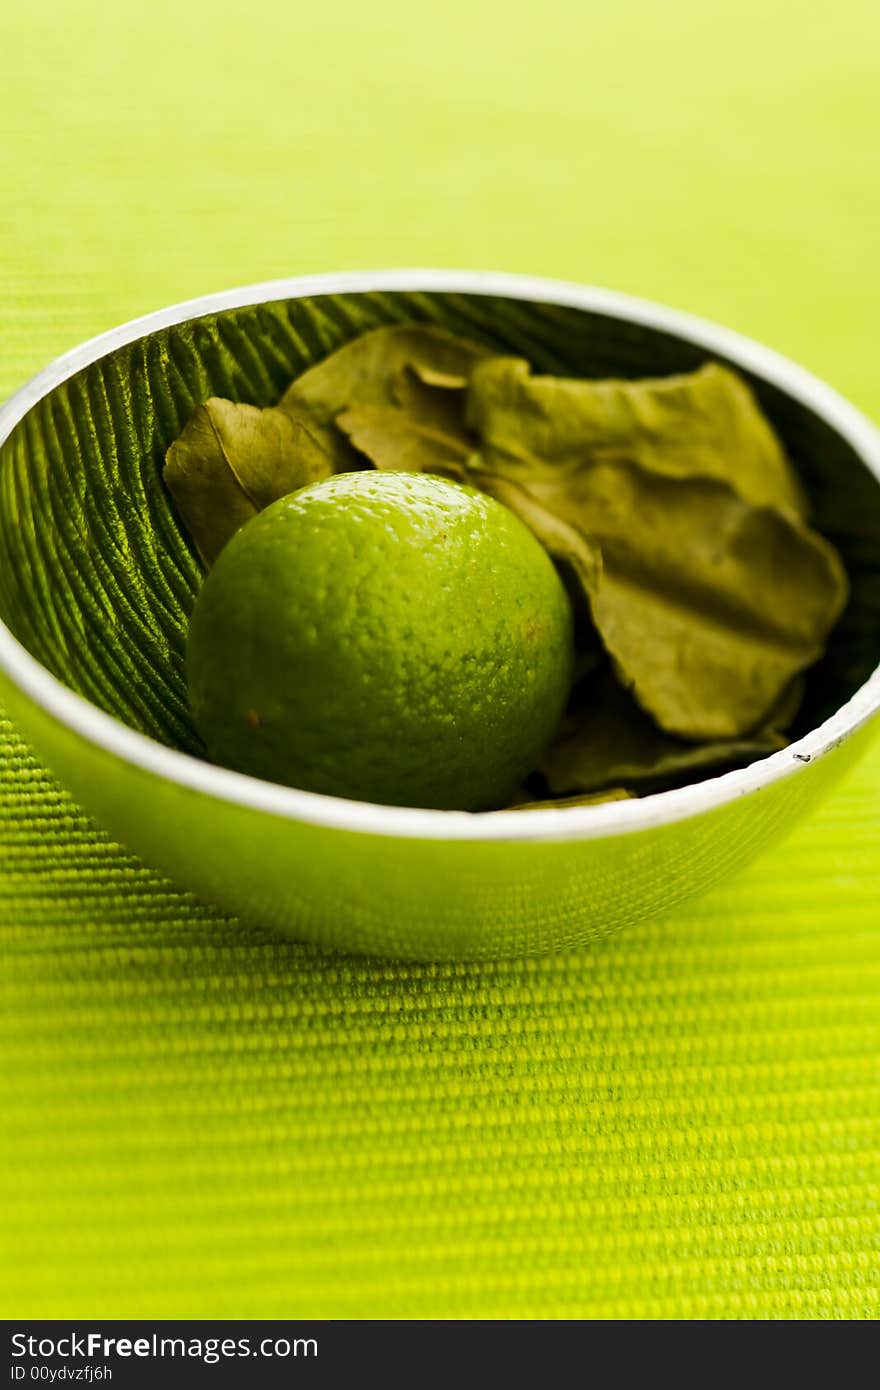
[0,270,879,959]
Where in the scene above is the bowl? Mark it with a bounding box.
[0,269,878,960]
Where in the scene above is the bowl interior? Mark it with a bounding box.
[1,287,879,773]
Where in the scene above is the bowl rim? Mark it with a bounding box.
[0,267,879,844]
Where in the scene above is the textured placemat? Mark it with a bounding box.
[2,713,878,1318]
[2,0,879,1320]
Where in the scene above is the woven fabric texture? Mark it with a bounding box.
[2,0,879,1319]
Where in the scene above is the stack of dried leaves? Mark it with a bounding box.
[165,324,848,810]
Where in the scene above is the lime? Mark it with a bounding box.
[187,472,574,810]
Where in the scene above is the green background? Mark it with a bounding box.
[2,0,878,1318]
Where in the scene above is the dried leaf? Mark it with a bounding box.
[336,404,470,478]
[207,397,332,508]
[502,786,634,810]
[391,363,474,440]
[466,356,809,516]
[764,674,806,732]
[588,464,845,739]
[405,363,471,390]
[538,668,790,795]
[280,323,491,470]
[467,455,848,741]
[164,398,333,567]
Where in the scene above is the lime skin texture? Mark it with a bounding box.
[187,471,575,810]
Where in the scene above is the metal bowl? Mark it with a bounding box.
[1,270,878,958]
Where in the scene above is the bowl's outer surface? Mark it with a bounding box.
[1,271,879,958]
[0,665,876,958]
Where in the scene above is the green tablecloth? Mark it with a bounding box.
[2,0,878,1319]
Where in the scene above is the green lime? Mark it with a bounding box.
[187,471,574,810]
